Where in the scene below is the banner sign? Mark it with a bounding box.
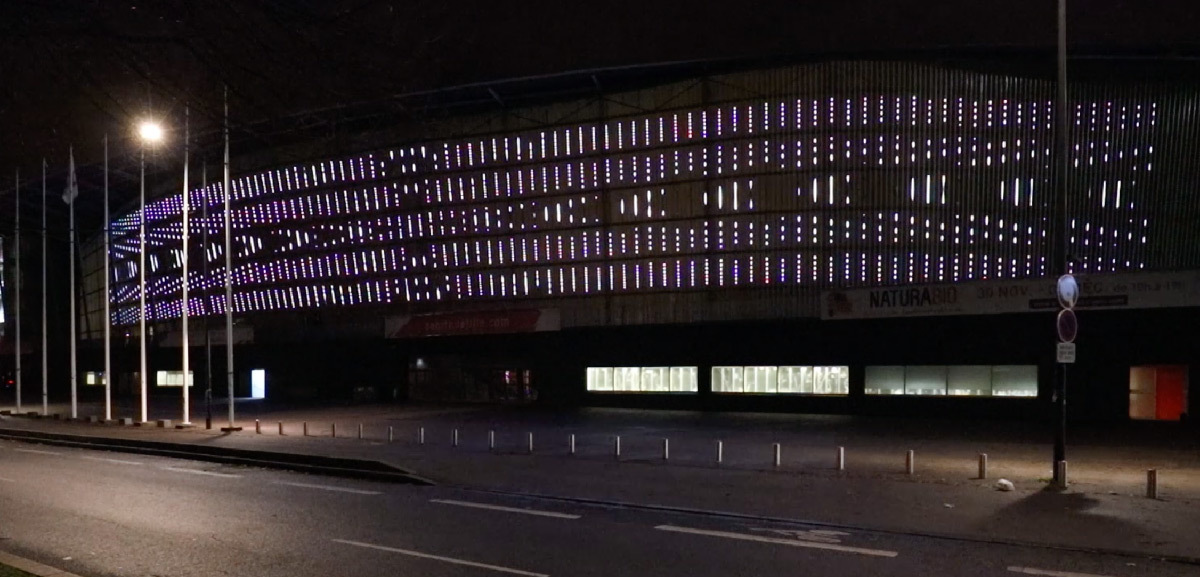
[821,270,1200,320]
[386,309,561,338]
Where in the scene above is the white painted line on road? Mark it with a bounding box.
[273,481,381,495]
[1008,567,1117,577]
[332,538,549,577]
[0,477,14,483]
[82,455,143,466]
[654,525,898,558]
[163,466,242,478]
[13,448,61,456]
[430,499,581,519]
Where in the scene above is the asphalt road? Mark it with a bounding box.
[0,438,1193,577]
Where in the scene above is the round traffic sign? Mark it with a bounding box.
[1057,274,1079,309]
[1056,309,1078,343]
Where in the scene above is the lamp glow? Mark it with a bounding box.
[138,121,164,143]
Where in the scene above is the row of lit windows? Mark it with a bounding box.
[712,366,849,395]
[586,367,698,392]
[864,365,1038,397]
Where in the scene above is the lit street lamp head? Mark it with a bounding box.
[137,120,164,143]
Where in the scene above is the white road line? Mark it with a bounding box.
[1008,567,1117,577]
[162,466,241,478]
[0,477,14,483]
[654,525,898,558]
[332,538,549,577]
[82,456,143,466]
[13,448,61,456]
[430,499,581,519]
[273,481,381,495]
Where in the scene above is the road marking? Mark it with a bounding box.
[1008,567,1117,577]
[13,448,61,456]
[163,466,241,478]
[82,456,143,466]
[430,499,581,519]
[0,477,14,483]
[654,525,898,558]
[274,481,381,495]
[332,538,549,577]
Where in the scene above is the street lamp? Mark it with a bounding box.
[137,118,163,423]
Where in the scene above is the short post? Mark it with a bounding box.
[255,419,261,434]
[278,421,283,435]
[978,453,988,479]
[1146,469,1158,499]
[488,430,495,451]
[773,443,781,468]
[387,426,394,443]
[905,450,915,475]
[836,446,845,471]
[716,440,723,465]
[614,435,621,459]
[358,423,363,440]
[1055,460,1069,489]
[569,433,576,455]
[419,426,425,445]
[527,432,534,454]
[662,438,670,461]
[303,421,308,436]
[331,423,337,438]
[453,429,460,447]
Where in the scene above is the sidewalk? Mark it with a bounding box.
[3,401,1200,561]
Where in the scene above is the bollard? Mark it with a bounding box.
[488,430,495,451]
[1055,460,1069,489]
[716,440,723,465]
[836,446,845,471]
[773,443,781,468]
[453,429,460,447]
[569,434,576,455]
[978,453,988,479]
[387,426,394,443]
[332,423,337,438]
[303,421,308,436]
[278,421,284,436]
[905,450,915,475]
[527,432,534,454]
[255,419,261,434]
[614,435,621,459]
[663,438,670,461]
[1147,469,1158,499]
[419,427,425,445]
[358,423,364,440]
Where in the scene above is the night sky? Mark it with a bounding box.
[0,0,1197,174]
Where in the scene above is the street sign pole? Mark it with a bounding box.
[1052,0,1070,490]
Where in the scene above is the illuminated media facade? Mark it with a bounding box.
[98,63,1191,328]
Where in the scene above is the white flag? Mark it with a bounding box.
[62,147,78,204]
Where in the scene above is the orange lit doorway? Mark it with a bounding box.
[1129,366,1189,421]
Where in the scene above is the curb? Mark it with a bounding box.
[0,427,435,486]
[0,549,85,577]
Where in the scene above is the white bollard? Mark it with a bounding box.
[905,450,915,475]
[569,434,576,455]
[387,426,394,443]
[614,436,621,459]
[978,453,988,479]
[453,429,460,447]
[419,427,425,445]
[488,430,495,451]
[527,432,534,454]
[358,423,363,440]
[278,421,284,435]
[303,421,308,436]
[1056,460,1069,489]
[773,443,781,468]
[1147,469,1158,499]
[663,438,670,461]
[255,419,261,434]
[836,446,845,471]
[716,440,723,465]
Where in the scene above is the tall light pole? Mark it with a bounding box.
[181,107,192,426]
[220,87,240,432]
[65,148,79,420]
[1052,0,1070,488]
[40,159,47,416]
[103,136,112,422]
[138,119,164,423]
[13,169,20,414]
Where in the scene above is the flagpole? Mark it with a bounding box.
[103,135,112,422]
[139,141,148,423]
[221,86,239,432]
[68,148,78,420]
[13,169,21,414]
[181,106,191,425]
[41,159,47,416]
[202,163,212,429]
